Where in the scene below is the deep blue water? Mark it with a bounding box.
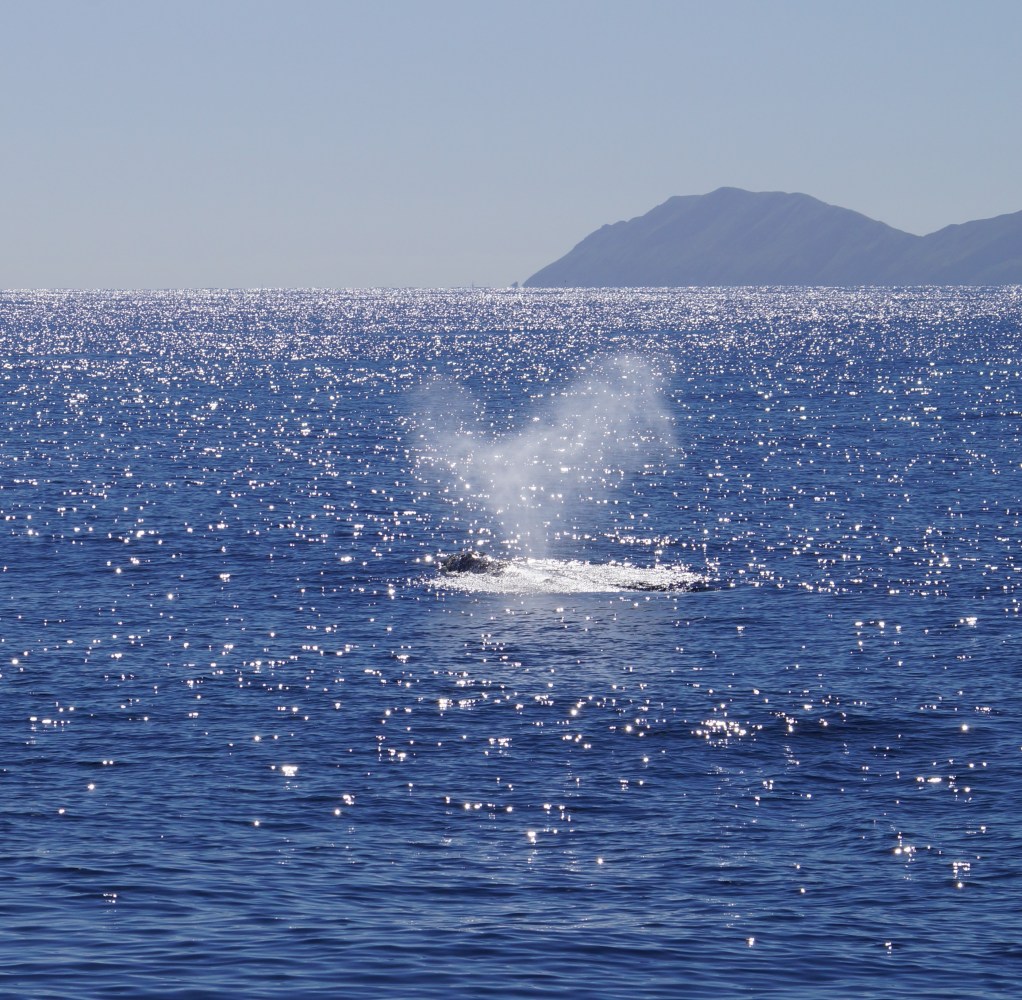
[2,287,1022,997]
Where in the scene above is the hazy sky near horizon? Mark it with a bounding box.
[2,0,1020,288]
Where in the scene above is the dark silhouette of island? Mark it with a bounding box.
[524,188,1022,286]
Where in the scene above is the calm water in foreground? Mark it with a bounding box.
[2,288,1021,997]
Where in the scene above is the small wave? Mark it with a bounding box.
[434,554,711,595]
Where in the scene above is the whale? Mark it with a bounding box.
[438,550,508,575]
[436,549,710,592]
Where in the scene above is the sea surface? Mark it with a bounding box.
[2,287,1022,997]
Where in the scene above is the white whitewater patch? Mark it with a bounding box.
[434,556,711,595]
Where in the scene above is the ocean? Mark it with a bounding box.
[2,287,1021,997]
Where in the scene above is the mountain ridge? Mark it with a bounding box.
[524,188,1022,286]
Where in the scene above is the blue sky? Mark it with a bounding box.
[2,0,1020,288]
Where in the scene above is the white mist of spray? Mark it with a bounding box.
[413,356,676,558]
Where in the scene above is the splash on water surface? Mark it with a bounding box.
[433,549,712,594]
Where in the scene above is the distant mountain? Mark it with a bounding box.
[524,188,1022,286]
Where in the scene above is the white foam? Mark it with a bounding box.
[434,556,710,595]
